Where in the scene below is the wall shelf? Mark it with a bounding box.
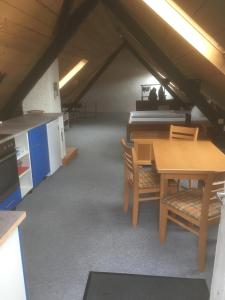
[17,151,29,161]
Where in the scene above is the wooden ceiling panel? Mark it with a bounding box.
[174,0,225,49]
[120,0,169,53]
[36,0,63,15]
[173,0,206,16]
[0,31,46,54]
[0,0,63,109]
[0,2,55,37]
[3,0,59,27]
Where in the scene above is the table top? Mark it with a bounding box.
[153,140,225,174]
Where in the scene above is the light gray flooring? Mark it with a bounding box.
[18,114,217,300]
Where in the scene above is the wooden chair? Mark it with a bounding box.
[170,125,199,189]
[121,138,161,226]
[121,139,177,226]
[159,172,225,271]
[169,125,199,141]
[133,139,154,166]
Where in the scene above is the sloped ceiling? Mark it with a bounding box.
[116,0,225,109]
[0,0,65,110]
[58,2,122,104]
[0,0,225,116]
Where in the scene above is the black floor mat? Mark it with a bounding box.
[83,272,209,300]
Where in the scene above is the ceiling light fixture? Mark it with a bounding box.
[59,59,88,89]
[142,0,225,58]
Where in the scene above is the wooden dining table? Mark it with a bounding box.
[153,140,225,174]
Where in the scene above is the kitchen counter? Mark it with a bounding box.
[0,210,27,299]
[0,113,62,136]
[0,211,26,246]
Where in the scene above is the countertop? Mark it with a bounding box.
[0,113,62,136]
[0,211,26,246]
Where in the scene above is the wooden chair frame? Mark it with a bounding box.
[133,139,154,165]
[169,125,199,141]
[159,172,224,271]
[121,139,160,227]
[170,125,199,189]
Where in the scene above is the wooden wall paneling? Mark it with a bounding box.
[120,0,169,52]
[174,0,225,49]
[36,0,63,15]
[172,0,206,16]
[3,0,59,27]
[0,16,50,48]
[193,0,225,49]
[0,2,54,37]
[0,31,47,54]
[0,0,98,119]
[53,0,75,36]
[0,46,40,65]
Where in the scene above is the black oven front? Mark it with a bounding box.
[0,137,19,203]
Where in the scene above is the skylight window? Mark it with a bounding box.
[142,0,225,74]
[59,59,88,89]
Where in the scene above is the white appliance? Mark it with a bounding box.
[47,119,62,175]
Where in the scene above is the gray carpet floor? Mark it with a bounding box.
[18,113,217,300]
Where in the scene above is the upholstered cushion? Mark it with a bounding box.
[162,189,221,220]
[139,169,160,189]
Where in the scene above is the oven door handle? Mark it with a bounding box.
[0,151,17,164]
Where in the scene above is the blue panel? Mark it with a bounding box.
[0,187,22,210]
[28,124,50,188]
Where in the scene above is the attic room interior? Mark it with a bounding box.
[1,0,225,299]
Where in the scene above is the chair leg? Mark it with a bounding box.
[132,188,139,227]
[124,180,129,213]
[198,227,208,272]
[160,204,168,243]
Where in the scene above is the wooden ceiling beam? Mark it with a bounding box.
[65,42,125,107]
[0,0,98,120]
[53,0,74,36]
[124,40,184,105]
[102,0,221,124]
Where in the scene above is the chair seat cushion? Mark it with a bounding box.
[139,169,160,189]
[162,189,221,220]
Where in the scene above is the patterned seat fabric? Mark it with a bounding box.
[139,169,160,189]
[162,189,221,220]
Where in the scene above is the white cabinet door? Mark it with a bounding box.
[210,199,225,300]
[0,228,27,300]
[47,119,62,175]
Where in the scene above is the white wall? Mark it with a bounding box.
[80,47,172,113]
[22,60,61,114]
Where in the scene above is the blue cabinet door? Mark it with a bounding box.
[28,124,50,188]
[0,187,22,210]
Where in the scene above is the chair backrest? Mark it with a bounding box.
[120,139,134,174]
[133,139,153,165]
[169,125,199,141]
